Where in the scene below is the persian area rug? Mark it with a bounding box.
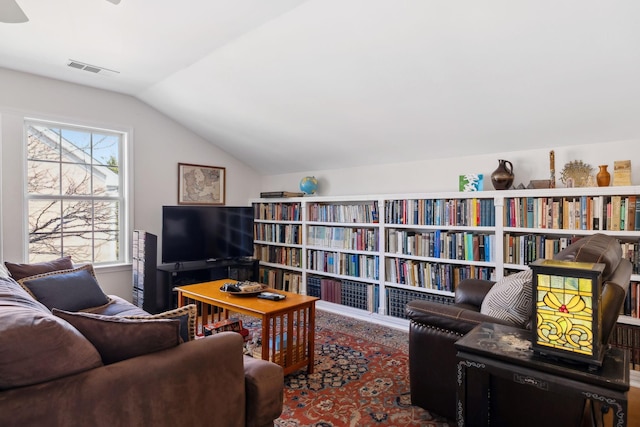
[244,310,455,427]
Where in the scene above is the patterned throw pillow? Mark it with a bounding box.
[480,269,533,328]
[53,309,181,364]
[18,264,110,312]
[123,304,197,342]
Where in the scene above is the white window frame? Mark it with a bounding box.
[23,117,133,266]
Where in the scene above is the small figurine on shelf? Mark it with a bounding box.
[549,150,555,188]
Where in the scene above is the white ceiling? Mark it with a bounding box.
[1,0,639,175]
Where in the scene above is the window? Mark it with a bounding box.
[25,120,127,265]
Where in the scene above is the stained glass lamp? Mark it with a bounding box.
[530,259,605,368]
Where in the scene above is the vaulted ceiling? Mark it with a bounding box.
[1,0,639,174]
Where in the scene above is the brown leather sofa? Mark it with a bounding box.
[0,273,284,427]
[406,233,631,425]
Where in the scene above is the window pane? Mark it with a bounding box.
[61,163,92,195]
[61,129,91,164]
[63,232,94,264]
[94,231,119,263]
[93,165,119,196]
[62,200,93,233]
[28,200,61,234]
[27,160,60,195]
[28,235,62,263]
[92,133,120,168]
[27,125,60,161]
[94,201,119,232]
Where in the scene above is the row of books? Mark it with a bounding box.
[384,198,496,227]
[503,234,581,265]
[610,323,640,370]
[254,223,301,244]
[306,226,378,251]
[386,229,494,262]
[385,258,494,291]
[623,281,640,319]
[257,267,302,293]
[253,202,301,221]
[385,286,454,319]
[306,250,379,280]
[253,245,301,267]
[306,276,379,312]
[503,234,640,273]
[307,202,379,224]
[504,195,640,231]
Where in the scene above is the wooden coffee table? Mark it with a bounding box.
[175,279,318,375]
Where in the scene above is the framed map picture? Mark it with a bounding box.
[178,163,226,205]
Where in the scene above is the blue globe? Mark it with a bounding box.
[299,176,318,195]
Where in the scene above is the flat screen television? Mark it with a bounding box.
[161,206,254,264]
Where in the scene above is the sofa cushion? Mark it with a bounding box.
[4,255,73,281]
[123,304,197,342]
[18,264,110,311]
[85,294,148,316]
[0,278,103,390]
[480,269,533,328]
[53,309,182,364]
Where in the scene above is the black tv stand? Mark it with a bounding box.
[157,258,259,310]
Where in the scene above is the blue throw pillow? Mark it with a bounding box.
[19,264,110,312]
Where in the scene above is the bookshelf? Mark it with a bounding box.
[252,187,640,384]
[253,201,304,293]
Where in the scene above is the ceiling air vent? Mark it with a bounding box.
[67,60,119,75]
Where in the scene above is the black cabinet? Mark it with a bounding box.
[132,230,162,313]
[157,258,259,310]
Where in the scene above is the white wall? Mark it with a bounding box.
[0,68,261,298]
[3,68,639,299]
[260,139,640,196]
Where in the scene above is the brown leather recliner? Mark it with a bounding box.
[406,233,631,425]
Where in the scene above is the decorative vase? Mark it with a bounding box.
[491,159,514,190]
[596,165,610,187]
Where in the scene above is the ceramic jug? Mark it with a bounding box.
[491,159,514,190]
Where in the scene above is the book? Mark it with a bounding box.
[611,196,621,231]
[260,191,305,198]
[612,160,632,186]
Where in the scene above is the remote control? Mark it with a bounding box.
[257,292,286,301]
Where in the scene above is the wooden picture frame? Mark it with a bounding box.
[178,163,226,205]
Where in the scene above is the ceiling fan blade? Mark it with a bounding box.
[105,0,121,4]
[0,0,29,23]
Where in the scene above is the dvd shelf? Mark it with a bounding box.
[306,275,379,312]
